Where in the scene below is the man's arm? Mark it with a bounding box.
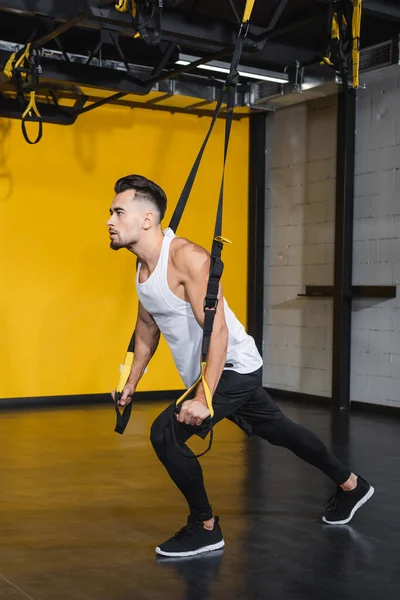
[174,243,229,425]
[116,301,160,406]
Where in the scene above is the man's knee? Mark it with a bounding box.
[252,412,290,445]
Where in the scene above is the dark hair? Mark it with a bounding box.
[114,174,167,222]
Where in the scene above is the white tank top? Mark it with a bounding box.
[136,228,263,388]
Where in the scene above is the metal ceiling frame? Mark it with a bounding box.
[0,0,298,126]
[0,0,321,67]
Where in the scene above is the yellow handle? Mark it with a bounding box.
[176,361,214,418]
[116,351,134,393]
[22,91,41,120]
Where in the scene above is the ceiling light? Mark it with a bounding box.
[176,55,288,84]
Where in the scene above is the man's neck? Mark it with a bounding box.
[129,228,165,272]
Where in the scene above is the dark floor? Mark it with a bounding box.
[0,398,399,600]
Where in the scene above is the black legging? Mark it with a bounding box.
[150,369,351,522]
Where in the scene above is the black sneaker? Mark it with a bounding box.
[155,517,225,557]
[322,476,375,525]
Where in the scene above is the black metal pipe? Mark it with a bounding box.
[332,89,356,410]
[145,93,173,105]
[265,0,290,33]
[247,112,266,356]
[77,91,127,115]
[32,13,86,49]
[76,95,243,119]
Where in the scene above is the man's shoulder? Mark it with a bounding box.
[170,237,210,275]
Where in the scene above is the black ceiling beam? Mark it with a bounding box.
[316,0,400,22]
[252,5,325,44]
[0,1,250,47]
[362,0,400,21]
[0,0,319,68]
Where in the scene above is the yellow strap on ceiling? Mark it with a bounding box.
[175,362,214,418]
[115,0,137,17]
[352,0,362,89]
[3,44,42,123]
[3,53,16,79]
[115,1,139,37]
[115,0,128,11]
[242,0,256,23]
[4,43,31,80]
[331,12,340,39]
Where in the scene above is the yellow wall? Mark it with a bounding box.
[0,105,249,399]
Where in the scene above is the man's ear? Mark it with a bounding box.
[142,211,155,230]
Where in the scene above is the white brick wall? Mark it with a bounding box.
[263,97,337,397]
[352,74,400,407]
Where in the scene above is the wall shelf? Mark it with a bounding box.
[298,285,397,299]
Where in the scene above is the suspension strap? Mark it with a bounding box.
[173,12,250,456]
[321,0,361,90]
[115,0,163,42]
[113,0,256,438]
[352,0,362,89]
[3,43,43,144]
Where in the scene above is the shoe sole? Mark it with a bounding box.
[322,485,375,525]
[155,539,225,558]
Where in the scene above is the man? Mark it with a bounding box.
[108,174,374,558]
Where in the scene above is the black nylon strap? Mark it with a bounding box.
[114,331,135,434]
[200,83,236,364]
[136,1,162,45]
[213,84,235,240]
[21,116,43,145]
[168,92,225,233]
[114,395,133,434]
[171,406,214,459]
[127,331,136,353]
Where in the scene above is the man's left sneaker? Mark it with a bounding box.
[322,476,374,525]
[155,517,225,557]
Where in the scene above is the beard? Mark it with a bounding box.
[109,232,138,250]
[110,239,124,250]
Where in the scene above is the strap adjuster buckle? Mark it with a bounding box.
[204,296,218,310]
[238,21,250,39]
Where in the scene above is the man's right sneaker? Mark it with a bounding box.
[322,475,374,525]
[155,516,225,557]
